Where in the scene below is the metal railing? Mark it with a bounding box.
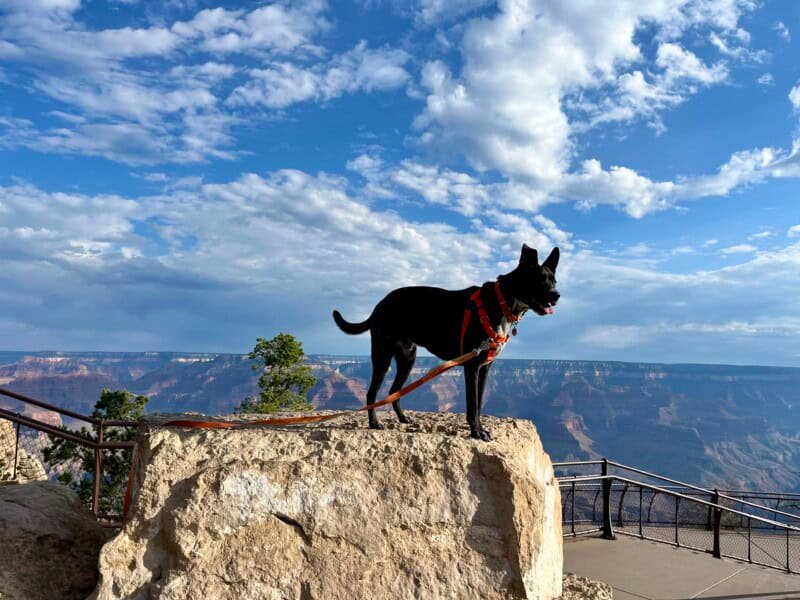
[556,459,800,574]
[0,386,137,525]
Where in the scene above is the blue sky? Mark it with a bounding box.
[0,0,799,366]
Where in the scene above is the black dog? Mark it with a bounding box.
[332,244,560,441]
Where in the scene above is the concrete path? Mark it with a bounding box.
[564,535,800,599]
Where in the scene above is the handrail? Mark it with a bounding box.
[563,474,800,532]
[0,386,102,425]
[555,458,800,524]
[556,480,800,498]
[0,388,138,521]
[560,470,800,573]
[0,386,136,427]
[0,407,134,449]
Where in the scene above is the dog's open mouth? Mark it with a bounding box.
[535,302,556,316]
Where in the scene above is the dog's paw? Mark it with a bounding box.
[399,415,415,425]
[470,428,492,441]
[369,421,384,430]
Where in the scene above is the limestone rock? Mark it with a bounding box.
[94,411,562,599]
[0,481,109,600]
[560,574,613,600]
[0,419,47,482]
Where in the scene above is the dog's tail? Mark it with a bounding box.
[332,310,371,335]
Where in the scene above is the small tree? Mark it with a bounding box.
[43,389,147,515]
[238,333,316,414]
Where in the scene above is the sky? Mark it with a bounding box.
[0,0,799,366]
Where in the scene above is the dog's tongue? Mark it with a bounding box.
[544,306,554,315]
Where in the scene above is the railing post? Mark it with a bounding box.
[747,517,751,563]
[638,485,643,537]
[787,527,791,574]
[617,483,628,527]
[675,495,680,546]
[12,419,20,480]
[92,420,105,517]
[601,458,615,540]
[570,480,576,536]
[712,489,722,559]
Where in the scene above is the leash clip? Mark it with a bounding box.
[475,339,493,354]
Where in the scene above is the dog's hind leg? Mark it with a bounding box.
[366,342,393,430]
[389,344,416,425]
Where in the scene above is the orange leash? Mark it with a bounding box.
[121,345,486,520]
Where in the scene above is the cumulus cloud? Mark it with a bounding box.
[408,0,795,219]
[0,0,406,164]
[226,42,410,108]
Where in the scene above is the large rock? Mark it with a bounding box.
[94,411,562,599]
[0,480,109,600]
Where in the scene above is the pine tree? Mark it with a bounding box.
[238,333,316,413]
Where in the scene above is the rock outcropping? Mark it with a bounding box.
[0,481,109,600]
[0,419,47,482]
[94,411,562,599]
[560,574,613,600]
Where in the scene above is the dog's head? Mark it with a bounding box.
[511,244,560,316]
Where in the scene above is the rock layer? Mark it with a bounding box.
[94,411,562,599]
[0,481,109,600]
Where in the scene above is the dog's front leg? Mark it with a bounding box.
[476,363,492,441]
[464,362,489,441]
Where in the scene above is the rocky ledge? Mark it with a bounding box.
[0,481,109,600]
[93,410,562,599]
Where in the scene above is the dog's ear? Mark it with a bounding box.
[520,243,538,265]
[542,247,560,272]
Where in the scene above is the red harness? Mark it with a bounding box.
[459,280,521,363]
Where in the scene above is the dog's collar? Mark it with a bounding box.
[460,280,525,363]
[494,280,520,324]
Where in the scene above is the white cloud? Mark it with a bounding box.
[580,325,649,349]
[415,0,492,24]
[409,0,788,219]
[0,0,405,165]
[171,3,331,56]
[757,73,774,86]
[413,0,750,183]
[788,225,800,237]
[772,21,790,42]
[720,244,757,255]
[708,31,767,62]
[657,42,728,84]
[748,230,772,240]
[0,174,568,350]
[790,84,800,111]
[227,42,410,108]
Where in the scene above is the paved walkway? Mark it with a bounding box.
[564,535,800,599]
